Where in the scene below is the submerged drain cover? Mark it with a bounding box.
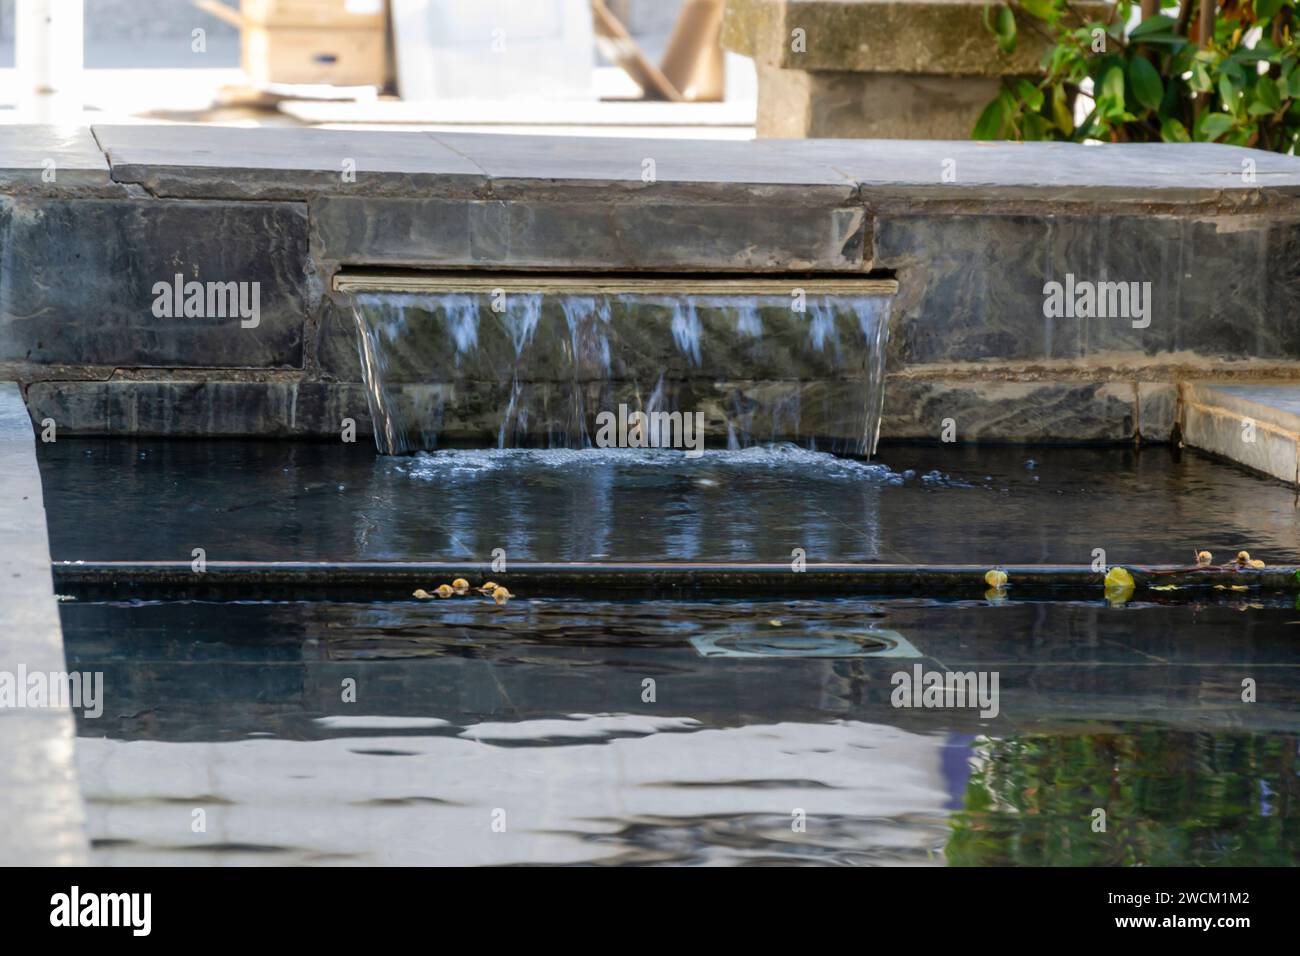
[690,629,920,659]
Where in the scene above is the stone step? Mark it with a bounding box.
[1181,383,1300,485]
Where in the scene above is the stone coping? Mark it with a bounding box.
[1181,383,1300,484]
[0,125,1289,204]
[0,382,89,865]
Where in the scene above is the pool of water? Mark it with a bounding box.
[40,441,1300,866]
[62,595,1300,866]
[37,441,1300,565]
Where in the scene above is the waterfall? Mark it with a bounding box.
[350,288,892,457]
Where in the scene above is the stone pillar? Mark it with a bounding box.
[723,0,1103,139]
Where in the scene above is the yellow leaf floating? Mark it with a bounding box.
[413,589,434,599]
[1149,585,1182,591]
[984,569,1008,587]
[1103,566,1135,604]
[1214,584,1250,592]
[1104,567,1134,588]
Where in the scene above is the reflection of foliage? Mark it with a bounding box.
[948,729,1300,865]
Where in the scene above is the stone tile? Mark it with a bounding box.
[93,124,485,199]
[313,195,867,272]
[880,378,1136,442]
[0,125,118,195]
[764,139,1300,199]
[0,382,89,865]
[877,212,1300,363]
[1181,382,1300,483]
[25,380,370,437]
[428,130,856,193]
[0,197,310,367]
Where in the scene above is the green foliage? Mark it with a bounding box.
[977,0,1300,152]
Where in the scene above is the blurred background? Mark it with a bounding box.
[0,0,761,138]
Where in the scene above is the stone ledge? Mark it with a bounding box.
[83,126,1300,204]
[881,378,1149,443]
[1180,383,1300,484]
[0,382,89,865]
[0,126,126,197]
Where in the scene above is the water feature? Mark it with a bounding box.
[345,276,894,456]
[37,435,1300,866]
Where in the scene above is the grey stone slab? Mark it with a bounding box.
[0,382,89,865]
[84,125,1300,204]
[427,130,857,195]
[0,197,310,367]
[26,380,371,437]
[880,378,1137,442]
[0,125,116,195]
[877,211,1300,364]
[768,139,1300,199]
[93,124,486,199]
[313,195,867,272]
[1181,382,1300,484]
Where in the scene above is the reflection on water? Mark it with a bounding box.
[62,597,1300,866]
[37,442,1300,566]
[950,731,1300,867]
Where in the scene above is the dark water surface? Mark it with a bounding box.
[37,441,1300,566]
[63,596,1300,866]
[41,442,1300,865]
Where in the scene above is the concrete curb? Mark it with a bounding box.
[0,383,90,866]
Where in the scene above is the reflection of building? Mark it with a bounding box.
[75,718,958,865]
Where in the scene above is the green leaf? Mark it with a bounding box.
[995,6,1018,53]
[1129,14,1177,37]
[1128,57,1164,112]
[1219,72,1241,112]
[1289,67,1300,99]
[1190,61,1213,93]
[1097,65,1126,116]
[1016,79,1045,111]
[1256,0,1286,19]
[1160,117,1191,142]
[973,90,1014,139]
[1257,74,1282,112]
[1051,84,1074,134]
[1198,112,1238,141]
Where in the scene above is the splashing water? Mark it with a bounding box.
[350,290,892,457]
